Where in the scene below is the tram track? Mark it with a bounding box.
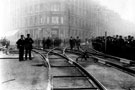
[33,48,107,90]
[1,47,134,90]
[65,47,135,77]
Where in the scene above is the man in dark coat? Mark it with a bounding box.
[16,35,25,61]
[42,37,46,49]
[69,36,74,50]
[25,34,34,60]
[46,37,51,49]
[76,36,81,50]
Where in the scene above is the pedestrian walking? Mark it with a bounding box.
[5,41,9,55]
[42,37,46,49]
[69,36,74,50]
[76,36,81,50]
[16,35,25,61]
[46,37,51,49]
[25,34,34,60]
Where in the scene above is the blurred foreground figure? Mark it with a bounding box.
[25,34,34,60]
[16,35,25,61]
[76,50,89,62]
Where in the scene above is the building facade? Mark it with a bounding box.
[13,0,92,40]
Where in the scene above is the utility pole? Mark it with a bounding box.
[67,2,70,38]
[105,31,107,53]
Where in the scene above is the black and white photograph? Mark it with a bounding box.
[0,0,135,90]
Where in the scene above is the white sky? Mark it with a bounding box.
[97,0,135,23]
[0,0,20,38]
[0,0,135,38]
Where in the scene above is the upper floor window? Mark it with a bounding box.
[51,4,60,11]
[40,4,44,11]
[40,16,43,24]
[52,16,59,24]
[47,17,50,24]
[61,17,64,24]
[29,6,34,14]
[34,4,40,12]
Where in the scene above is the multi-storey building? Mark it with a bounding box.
[13,0,92,40]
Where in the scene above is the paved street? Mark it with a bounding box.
[68,53,135,90]
[0,52,48,90]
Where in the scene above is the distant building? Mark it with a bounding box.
[13,0,92,40]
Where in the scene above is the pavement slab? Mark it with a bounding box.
[0,53,48,90]
[67,52,135,90]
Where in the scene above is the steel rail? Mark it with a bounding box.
[82,47,135,65]
[50,48,97,90]
[32,49,52,90]
[46,47,61,90]
[35,47,64,90]
[66,48,135,76]
[83,48,135,76]
[33,47,62,90]
[34,48,107,90]
[61,47,107,90]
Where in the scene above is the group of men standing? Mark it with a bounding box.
[42,37,52,49]
[69,36,81,50]
[16,34,34,61]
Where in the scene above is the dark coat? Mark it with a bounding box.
[76,38,81,46]
[69,38,74,46]
[16,39,25,49]
[25,38,34,50]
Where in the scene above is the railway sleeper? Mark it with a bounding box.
[107,62,135,75]
[51,65,76,67]
[53,76,87,78]
[53,87,98,90]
